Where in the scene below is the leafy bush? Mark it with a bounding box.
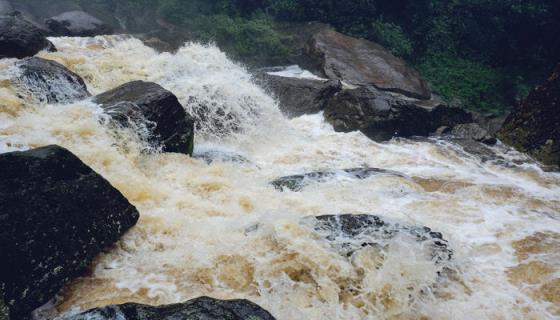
[418,56,509,113]
[191,14,291,60]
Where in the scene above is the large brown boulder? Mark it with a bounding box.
[498,65,560,167]
[324,86,471,141]
[305,28,431,100]
[0,145,139,319]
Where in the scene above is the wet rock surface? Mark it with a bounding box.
[61,296,276,320]
[271,168,405,191]
[450,123,496,145]
[14,57,90,104]
[0,145,139,318]
[305,28,431,99]
[46,11,112,37]
[0,12,55,59]
[302,214,453,265]
[324,86,472,142]
[498,64,560,167]
[257,71,341,118]
[193,150,252,165]
[95,81,195,155]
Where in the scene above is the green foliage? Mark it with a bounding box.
[418,56,508,114]
[191,14,291,59]
[368,19,413,58]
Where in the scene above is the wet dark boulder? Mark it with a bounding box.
[302,214,453,266]
[0,145,139,319]
[257,70,341,118]
[14,57,90,104]
[498,64,560,167]
[45,11,112,37]
[271,168,405,192]
[62,296,276,320]
[324,86,472,142]
[94,81,195,155]
[305,28,431,100]
[0,12,55,59]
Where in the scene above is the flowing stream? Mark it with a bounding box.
[1,36,559,320]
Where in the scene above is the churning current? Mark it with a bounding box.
[0,35,559,320]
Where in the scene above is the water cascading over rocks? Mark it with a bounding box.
[0,35,558,320]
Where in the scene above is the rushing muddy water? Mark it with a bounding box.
[1,36,559,319]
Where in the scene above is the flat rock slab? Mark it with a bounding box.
[271,167,405,192]
[61,296,276,320]
[306,29,431,99]
[0,145,139,318]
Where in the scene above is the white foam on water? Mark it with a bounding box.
[267,65,328,81]
[0,35,559,319]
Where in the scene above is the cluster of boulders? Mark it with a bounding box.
[263,27,554,166]
[0,0,113,60]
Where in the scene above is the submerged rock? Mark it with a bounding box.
[0,145,139,318]
[0,12,55,59]
[14,57,90,104]
[45,11,112,37]
[95,81,195,155]
[450,123,496,145]
[258,70,341,118]
[62,296,275,320]
[302,214,453,265]
[324,86,472,141]
[193,149,252,165]
[305,28,431,99]
[271,167,405,192]
[498,64,560,167]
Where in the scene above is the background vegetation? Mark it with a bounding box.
[15,0,560,114]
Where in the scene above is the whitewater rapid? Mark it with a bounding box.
[0,36,559,320]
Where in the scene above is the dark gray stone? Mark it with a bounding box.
[193,150,252,165]
[94,81,195,155]
[324,86,473,142]
[271,168,405,192]
[46,11,112,37]
[0,145,139,319]
[0,12,55,59]
[61,296,275,320]
[498,64,560,167]
[257,71,341,118]
[302,214,453,266]
[14,57,90,104]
